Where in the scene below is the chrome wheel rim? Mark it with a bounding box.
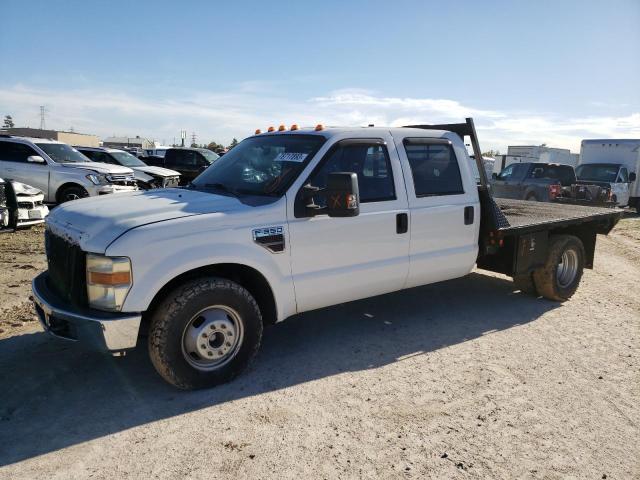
[181,305,244,371]
[556,249,578,288]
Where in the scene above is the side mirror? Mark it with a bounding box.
[325,172,360,217]
[27,155,45,164]
[629,172,636,182]
[0,179,19,233]
[298,172,360,218]
[491,172,498,180]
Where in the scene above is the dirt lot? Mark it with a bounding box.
[0,218,638,479]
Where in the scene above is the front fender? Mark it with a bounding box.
[105,217,296,322]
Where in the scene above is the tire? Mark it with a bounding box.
[513,273,538,296]
[533,235,585,301]
[58,185,88,203]
[525,193,538,202]
[148,277,263,390]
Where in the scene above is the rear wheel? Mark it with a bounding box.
[148,277,263,389]
[533,235,585,301]
[525,193,538,202]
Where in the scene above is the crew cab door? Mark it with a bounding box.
[395,134,479,288]
[287,135,410,313]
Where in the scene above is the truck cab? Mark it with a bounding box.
[0,136,137,203]
[579,139,640,210]
[575,162,634,208]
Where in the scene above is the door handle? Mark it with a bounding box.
[464,206,474,225]
[396,213,408,234]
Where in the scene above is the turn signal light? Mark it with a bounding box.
[88,270,131,285]
[278,125,287,131]
[315,124,324,131]
[290,124,299,131]
[267,126,275,132]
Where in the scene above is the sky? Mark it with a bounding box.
[1,0,639,152]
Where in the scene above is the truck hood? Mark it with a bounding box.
[61,162,133,175]
[132,165,180,177]
[46,188,243,253]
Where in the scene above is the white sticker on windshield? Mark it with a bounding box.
[274,152,308,162]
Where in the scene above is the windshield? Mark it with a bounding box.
[198,149,220,163]
[111,151,147,167]
[36,143,90,163]
[191,135,326,196]
[576,164,619,183]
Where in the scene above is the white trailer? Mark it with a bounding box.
[579,139,640,210]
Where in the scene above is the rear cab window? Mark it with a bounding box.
[528,164,576,186]
[402,139,464,196]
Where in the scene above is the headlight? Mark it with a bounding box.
[86,174,109,185]
[86,254,132,311]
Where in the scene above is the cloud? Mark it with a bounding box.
[0,84,638,152]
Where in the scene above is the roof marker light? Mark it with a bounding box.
[315,124,324,131]
[290,124,299,131]
[255,129,262,134]
[267,126,275,132]
[278,125,287,131]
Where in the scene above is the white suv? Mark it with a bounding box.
[0,135,137,203]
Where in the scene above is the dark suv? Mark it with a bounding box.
[145,148,219,185]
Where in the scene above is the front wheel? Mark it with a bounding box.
[58,185,88,203]
[533,235,585,301]
[148,277,263,389]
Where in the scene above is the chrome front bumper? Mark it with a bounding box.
[32,272,142,353]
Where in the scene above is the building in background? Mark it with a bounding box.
[103,135,153,149]
[0,127,100,147]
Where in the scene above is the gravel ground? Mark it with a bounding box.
[0,217,638,479]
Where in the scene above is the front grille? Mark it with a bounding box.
[45,230,87,307]
[18,201,34,209]
[106,174,137,186]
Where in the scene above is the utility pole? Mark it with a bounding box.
[180,130,186,147]
[191,131,197,147]
[39,106,47,130]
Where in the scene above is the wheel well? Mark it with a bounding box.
[56,182,87,203]
[145,264,278,327]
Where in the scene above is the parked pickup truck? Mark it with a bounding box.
[144,147,219,185]
[76,147,181,189]
[0,136,137,203]
[491,162,612,206]
[32,119,622,389]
